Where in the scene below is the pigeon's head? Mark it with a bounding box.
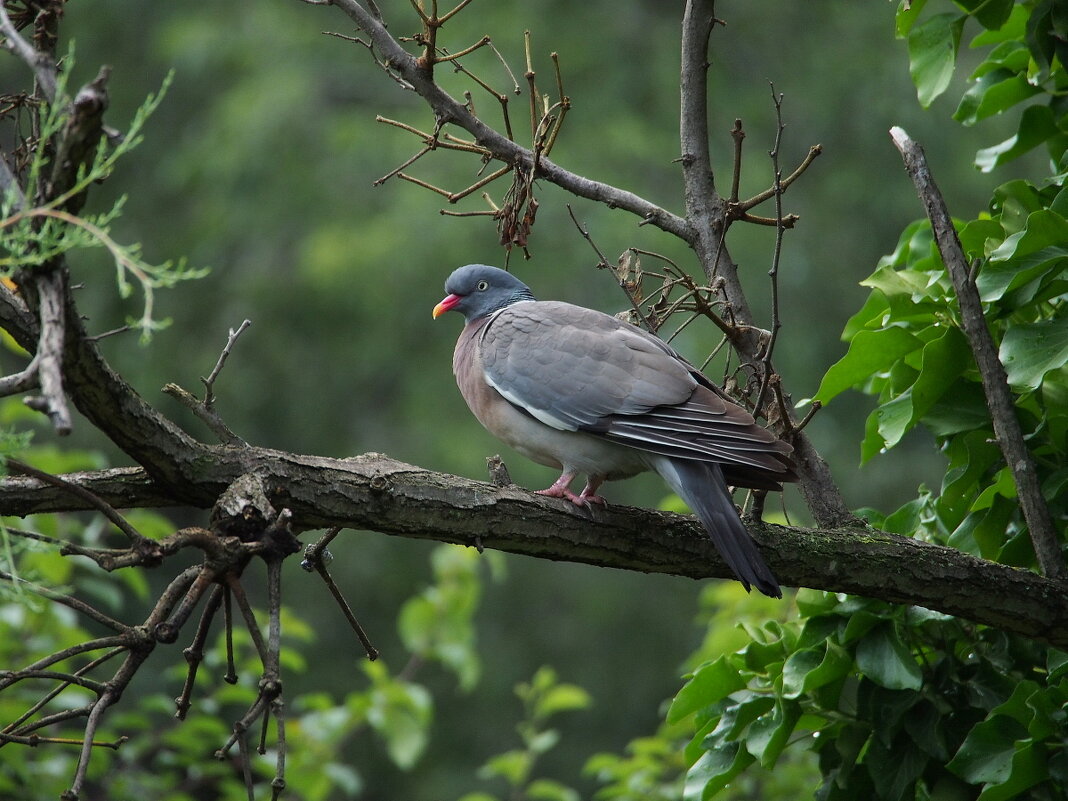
[432,264,536,323]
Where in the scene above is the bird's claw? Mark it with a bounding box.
[535,485,607,508]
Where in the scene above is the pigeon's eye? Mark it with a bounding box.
[476,280,489,291]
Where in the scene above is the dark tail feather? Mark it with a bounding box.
[652,456,781,598]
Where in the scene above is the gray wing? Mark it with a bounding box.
[480,301,795,480]
[479,301,697,430]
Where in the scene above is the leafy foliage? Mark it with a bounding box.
[459,666,591,801]
[663,2,1068,799]
[0,57,206,338]
[0,529,493,800]
[672,591,1066,801]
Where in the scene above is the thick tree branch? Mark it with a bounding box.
[23,269,71,434]
[890,127,1063,580]
[2,450,1065,646]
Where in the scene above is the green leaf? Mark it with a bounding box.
[719,693,775,741]
[526,778,581,801]
[865,735,928,801]
[971,465,1017,510]
[781,647,822,699]
[913,328,972,417]
[954,0,1014,30]
[479,750,532,786]
[904,699,949,760]
[896,0,929,38]
[958,217,1005,261]
[856,624,923,691]
[940,430,1002,523]
[1048,648,1068,681]
[990,208,1068,262]
[362,663,433,770]
[873,393,916,453]
[744,699,800,767]
[992,179,1047,232]
[970,41,1033,79]
[683,744,754,801]
[999,317,1068,389]
[976,741,1049,801]
[921,380,992,436]
[975,102,1060,171]
[971,2,1029,45]
[947,715,1027,784]
[909,13,966,107]
[977,245,1068,302]
[534,682,591,719]
[842,290,891,339]
[858,682,923,749]
[841,610,885,643]
[953,69,1041,126]
[668,656,746,724]
[815,328,924,403]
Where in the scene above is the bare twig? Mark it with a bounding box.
[302,527,380,660]
[733,144,822,213]
[890,126,1063,580]
[729,118,744,203]
[4,459,153,552]
[161,320,251,446]
[0,3,57,101]
[0,354,38,394]
[175,584,225,720]
[202,319,252,407]
[319,0,693,240]
[753,85,787,415]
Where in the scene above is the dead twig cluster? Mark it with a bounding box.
[0,456,379,801]
[351,4,569,257]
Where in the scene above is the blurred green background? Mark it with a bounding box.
[0,1,1034,798]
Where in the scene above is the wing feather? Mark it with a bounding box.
[478,300,794,483]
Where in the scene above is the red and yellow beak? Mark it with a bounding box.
[432,293,462,319]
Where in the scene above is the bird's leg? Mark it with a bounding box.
[535,471,579,501]
[576,476,607,506]
[536,472,606,508]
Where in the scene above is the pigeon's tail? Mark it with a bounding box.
[651,456,782,598]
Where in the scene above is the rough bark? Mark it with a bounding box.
[3,448,1066,646]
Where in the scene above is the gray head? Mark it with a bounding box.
[432,264,537,323]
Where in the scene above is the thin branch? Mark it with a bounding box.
[729,118,744,203]
[753,85,787,415]
[890,126,1063,580]
[434,34,490,63]
[4,459,153,551]
[301,528,379,660]
[176,584,225,719]
[0,3,57,101]
[0,570,126,632]
[319,0,693,241]
[0,354,38,394]
[202,319,252,407]
[733,143,822,213]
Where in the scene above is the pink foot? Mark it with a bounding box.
[536,485,590,506]
[576,487,607,507]
[577,476,607,506]
[535,474,607,508]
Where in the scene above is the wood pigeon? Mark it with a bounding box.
[433,264,796,597]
